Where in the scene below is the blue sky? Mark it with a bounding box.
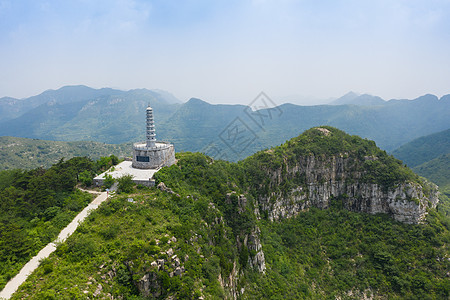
[1,0,449,104]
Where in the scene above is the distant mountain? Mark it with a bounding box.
[0,136,131,170]
[0,85,125,121]
[1,87,449,162]
[149,89,183,104]
[391,128,450,167]
[330,92,386,106]
[0,86,181,144]
[412,153,450,192]
[163,94,450,160]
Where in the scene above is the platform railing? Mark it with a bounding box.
[133,142,172,151]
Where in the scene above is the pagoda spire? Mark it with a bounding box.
[146,105,156,148]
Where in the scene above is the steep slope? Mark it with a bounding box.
[0,136,131,170]
[391,128,450,168]
[9,127,449,299]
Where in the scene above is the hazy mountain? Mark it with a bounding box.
[390,128,450,198]
[149,89,183,104]
[330,92,386,106]
[1,87,449,162]
[0,85,125,122]
[391,128,450,168]
[164,94,450,160]
[0,87,181,143]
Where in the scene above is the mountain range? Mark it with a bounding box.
[1,86,449,162]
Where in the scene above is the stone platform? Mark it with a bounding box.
[93,161,159,187]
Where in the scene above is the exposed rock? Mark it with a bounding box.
[137,272,162,298]
[245,227,266,273]
[255,155,439,224]
[157,182,175,194]
[315,127,331,136]
[174,267,183,276]
[93,284,102,297]
[173,257,180,267]
[156,259,164,270]
[218,261,240,299]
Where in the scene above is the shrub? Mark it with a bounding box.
[117,174,134,194]
[103,174,115,189]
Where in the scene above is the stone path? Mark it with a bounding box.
[0,190,108,300]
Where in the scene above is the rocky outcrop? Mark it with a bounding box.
[157,182,175,194]
[244,227,266,273]
[255,154,439,224]
[137,272,162,298]
[128,236,186,298]
[219,261,240,299]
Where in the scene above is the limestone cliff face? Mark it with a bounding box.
[254,154,439,224]
[227,192,266,274]
[244,226,266,274]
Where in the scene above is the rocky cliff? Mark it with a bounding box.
[250,128,439,224]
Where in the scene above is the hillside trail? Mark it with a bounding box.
[0,189,109,300]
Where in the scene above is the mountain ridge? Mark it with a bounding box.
[1,86,449,162]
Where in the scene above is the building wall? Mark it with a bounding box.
[132,144,176,169]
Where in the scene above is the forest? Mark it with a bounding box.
[0,155,119,290]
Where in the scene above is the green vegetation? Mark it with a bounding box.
[12,185,238,299]
[245,207,449,299]
[0,155,120,290]
[413,153,450,194]
[391,128,450,168]
[0,136,130,170]
[0,158,93,290]
[391,129,450,217]
[4,127,449,299]
[117,174,135,193]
